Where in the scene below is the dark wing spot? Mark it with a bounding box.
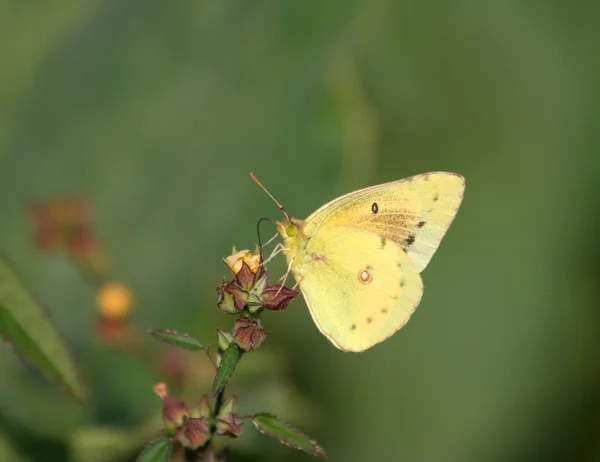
[397,262,402,268]
[417,221,426,228]
[371,202,379,214]
[381,307,388,314]
[423,174,430,182]
[433,194,439,202]
[400,279,406,287]
[380,236,387,248]
[351,324,356,331]
[366,317,372,324]
[405,234,415,246]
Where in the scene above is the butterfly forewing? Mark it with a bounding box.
[302,172,465,272]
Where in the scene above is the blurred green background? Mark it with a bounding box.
[1,1,600,461]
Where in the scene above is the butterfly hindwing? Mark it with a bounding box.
[293,225,423,352]
[303,172,465,272]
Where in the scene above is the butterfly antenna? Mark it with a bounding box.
[250,173,291,221]
[256,217,273,258]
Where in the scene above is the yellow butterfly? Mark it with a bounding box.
[252,172,465,352]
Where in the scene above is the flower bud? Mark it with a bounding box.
[261,284,299,311]
[216,281,241,314]
[216,329,233,351]
[153,382,188,432]
[232,318,266,352]
[175,416,210,450]
[97,282,133,320]
[215,396,243,437]
[224,248,261,275]
[190,394,211,420]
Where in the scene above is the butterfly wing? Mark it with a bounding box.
[294,225,423,352]
[303,172,465,272]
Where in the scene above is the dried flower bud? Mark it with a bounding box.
[235,261,261,291]
[175,416,210,450]
[28,197,92,252]
[232,318,266,352]
[216,281,241,314]
[261,284,299,311]
[216,396,243,437]
[219,246,298,314]
[153,382,188,432]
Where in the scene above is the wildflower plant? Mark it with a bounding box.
[139,248,327,461]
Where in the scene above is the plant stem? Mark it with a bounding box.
[183,448,199,462]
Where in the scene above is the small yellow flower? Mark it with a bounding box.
[224,248,261,274]
[97,282,133,320]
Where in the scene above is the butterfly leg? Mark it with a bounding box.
[262,231,280,248]
[291,272,304,291]
[262,243,290,266]
[274,255,298,296]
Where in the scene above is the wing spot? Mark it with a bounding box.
[433,194,439,202]
[310,252,327,263]
[405,234,415,246]
[423,174,430,182]
[380,236,387,248]
[371,202,379,214]
[400,279,406,287]
[381,307,388,314]
[351,324,356,331]
[417,221,426,228]
[358,266,373,284]
[366,317,372,324]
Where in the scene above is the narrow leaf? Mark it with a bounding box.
[212,344,240,397]
[251,413,326,458]
[137,437,172,462]
[149,329,204,351]
[0,255,85,400]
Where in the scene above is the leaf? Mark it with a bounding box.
[212,344,240,397]
[0,255,85,400]
[251,413,326,458]
[137,437,172,462]
[149,329,204,351]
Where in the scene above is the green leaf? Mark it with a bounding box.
[148,329,204,351]
[251,413,326,458]
[212,344,240,397]
[137,437,172,462]
[0,255,85,400]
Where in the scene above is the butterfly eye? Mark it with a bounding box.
[286,224,297,237]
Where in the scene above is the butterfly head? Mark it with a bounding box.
[275,218,304,239]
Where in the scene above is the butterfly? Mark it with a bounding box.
[253,172,465,352]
